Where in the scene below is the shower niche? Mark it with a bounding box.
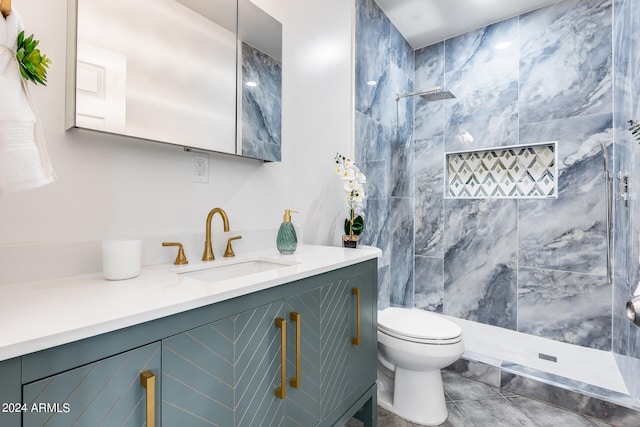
[445,142,557,199]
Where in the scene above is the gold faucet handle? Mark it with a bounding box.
[162,242,188,265]
[224,236,242,258]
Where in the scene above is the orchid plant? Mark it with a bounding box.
[334,153,366,240]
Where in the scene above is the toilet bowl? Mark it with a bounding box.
[377,307,464,426]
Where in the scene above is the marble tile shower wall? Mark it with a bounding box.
[415,0,613,350]
[355,0,623,352]
[355,0,415,309]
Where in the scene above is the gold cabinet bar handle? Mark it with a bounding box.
[140,370,155,427]
[275,317,287,399]
[289,312,301,388]
[351,288,361,346]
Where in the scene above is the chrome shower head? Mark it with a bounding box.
[395,86,456,102]
[419,90,456,102]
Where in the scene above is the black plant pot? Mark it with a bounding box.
[342,235,358,248]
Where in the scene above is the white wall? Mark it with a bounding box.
[0,0,354,283]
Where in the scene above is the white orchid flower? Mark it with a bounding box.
[340,168,355,180]
[344,181,358,192]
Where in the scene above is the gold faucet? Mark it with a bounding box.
[202,208,230,261]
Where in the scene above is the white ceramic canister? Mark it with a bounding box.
[102,239,141,280]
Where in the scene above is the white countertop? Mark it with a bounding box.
[0,244,381,362]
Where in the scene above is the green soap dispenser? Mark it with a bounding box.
[277,210,298,254]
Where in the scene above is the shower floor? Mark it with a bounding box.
[445,315,628,395]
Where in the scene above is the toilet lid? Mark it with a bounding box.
[378,308,462,341]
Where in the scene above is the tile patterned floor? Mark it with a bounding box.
[350,371,614,426]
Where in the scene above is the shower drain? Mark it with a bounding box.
[538,353,558,363]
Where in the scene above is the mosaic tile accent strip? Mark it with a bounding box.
[446,142,557,198]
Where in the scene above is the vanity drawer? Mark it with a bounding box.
[22,343,160,427]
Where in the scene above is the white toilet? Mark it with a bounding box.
[377,307,465,426]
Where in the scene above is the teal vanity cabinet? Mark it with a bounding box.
[162,259,378,426]
[1,258,377,427]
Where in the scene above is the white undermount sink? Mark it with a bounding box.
[179,258,297,282]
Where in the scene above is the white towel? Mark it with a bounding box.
[0,8,55,194]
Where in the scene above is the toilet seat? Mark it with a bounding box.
[378,308,462,345]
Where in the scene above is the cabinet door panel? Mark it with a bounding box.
[163,300,285,427]
[284,288,322,425]
[320,279,350,416]
[23,343,160,427]
[162,316,235,426]
[235,301,285,427]
[348,268,377,397]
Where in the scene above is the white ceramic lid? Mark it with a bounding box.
[378,308,462,341]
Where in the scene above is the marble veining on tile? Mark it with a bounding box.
[414,42,446,141]
[359,197,390,269]
[443,199,517,329]
[355,111,392,165]
[377,264,391,310]
[240,42,281,161]
[518,114,611,276]
[414,137,445,257]
[444,49,519,152]
[354,0,390,120]
[389,197,414,307]
[391,137,414,199]
[517,267,612,350]
[519,0,612,124]
[414,255,443,313]
[444,17,519,73]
